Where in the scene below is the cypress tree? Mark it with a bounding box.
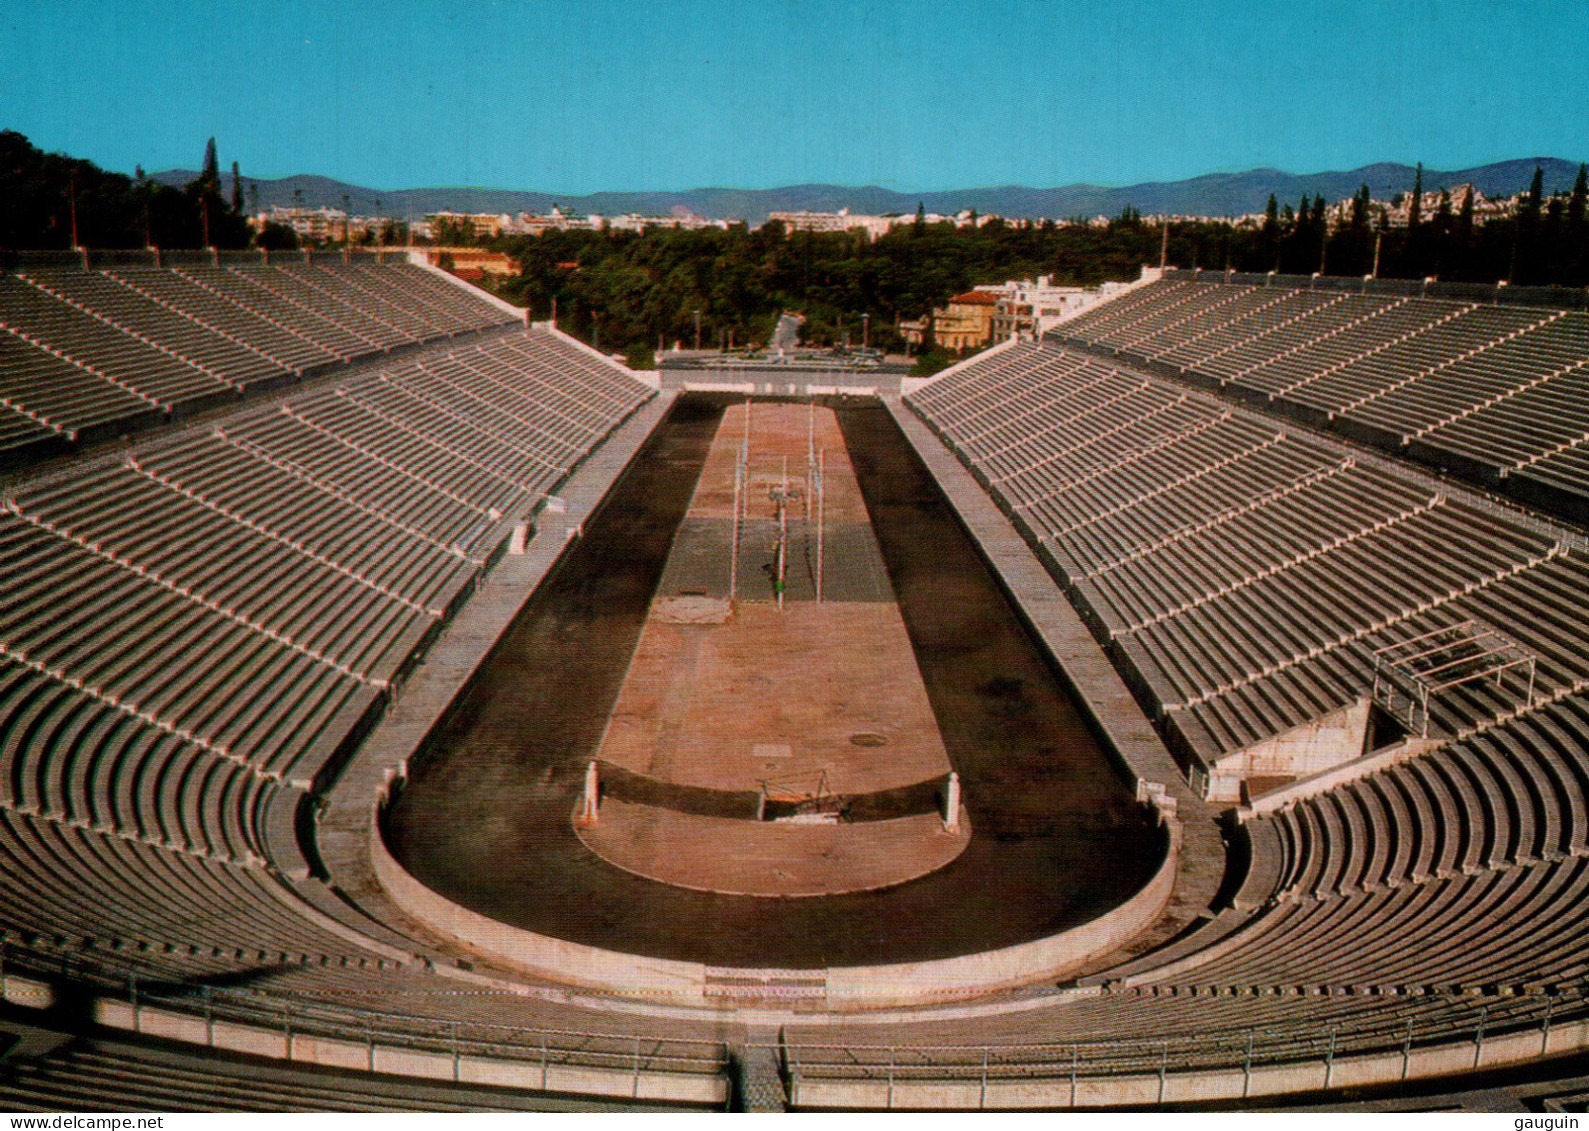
[1310,195,1328,274]
[200,137,219,191]
[1457,185,1475,241]
[1568,163,1587,232]
[230,161,242,213]
[1570,164,1589,285]
[1520,166,1544,229]
[1514,166,1546,282]
[1407,163,1423,231]
[1350,184,1370,233]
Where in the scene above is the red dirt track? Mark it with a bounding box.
[383,395,1163,970]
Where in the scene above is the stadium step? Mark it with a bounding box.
[732,1041,788,1112]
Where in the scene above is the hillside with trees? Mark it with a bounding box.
[1,131,250,251]
[4,131,1587,363]
[486,166,1589,359]
[489,216,1169,356]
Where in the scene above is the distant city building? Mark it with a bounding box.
[428,211,512,240]
[514,206,603,235]
[251,183,1541,253]
[251,206,380,243]
[479,206,737,236]
[991,276,1094,339]
[902,274,1147,350]
[766,207,997,242]
[422,248,517,279]
[901,290,1001,351]
[1369,183,1515,230]
[768,208,897,241]
[603,211,732,233]
[1222,184,1523,232]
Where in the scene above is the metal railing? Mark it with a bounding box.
[0,944,727,1086]
[767,985,1585,1105]
[6,942,1587,1106]
[1192,269,1589,311]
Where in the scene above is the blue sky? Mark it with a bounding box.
[4,0,1585,192]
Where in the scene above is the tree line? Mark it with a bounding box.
[486,164,1589,363]
[1,130,251,252]
[1227,163,1589,286]
[489,216,1179,363]
[5,129,1587,360]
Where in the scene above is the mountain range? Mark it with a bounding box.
[150,159,1584,226]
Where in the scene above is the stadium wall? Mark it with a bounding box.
[785,1014,1589,1109]
[86,995,727,1104]
[368,806,1180,1011]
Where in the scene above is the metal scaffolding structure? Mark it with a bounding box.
[1371,620,1539,738]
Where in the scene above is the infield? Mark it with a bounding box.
[383,394,1163,971]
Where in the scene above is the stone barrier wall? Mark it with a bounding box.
[370,814,1178,1010]
[785,1015,1589,1109]
[91,996,728,1105]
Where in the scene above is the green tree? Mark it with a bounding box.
[1310,195,1327,270]
[1261,193,1280,264]
[200,137,220,192]
[623,341,655,370]
[255,220,298,250]
[1570,163,1589,284]
[1350,184,1370,233]
[1514,166,1546,283]
[1519,166,1545,231]
[431,215,477,246]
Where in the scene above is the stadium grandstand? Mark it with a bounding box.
[7,251,1589,1113]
